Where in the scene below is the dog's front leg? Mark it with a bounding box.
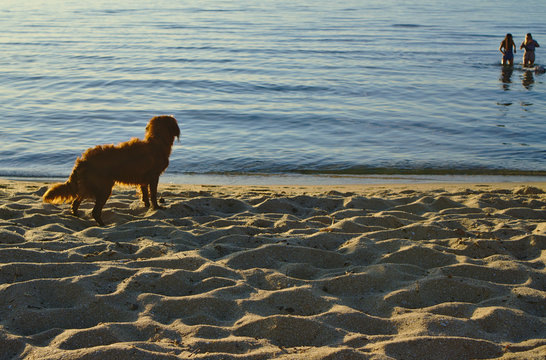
[140,184,150,207]
[149,178,163,210]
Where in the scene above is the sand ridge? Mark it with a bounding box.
[0,180,545,359]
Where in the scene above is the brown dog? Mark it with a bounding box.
[43,115,180,226]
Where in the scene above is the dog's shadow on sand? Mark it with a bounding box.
[43,188,165,231]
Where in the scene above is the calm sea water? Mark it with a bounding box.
[1,0,545,181]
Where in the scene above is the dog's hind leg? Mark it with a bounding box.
[140,184,150,207]
[71,197,82,216]
[91,191,110,226]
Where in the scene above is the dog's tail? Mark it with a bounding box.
[43,182,76,204]
[43,160,84,204]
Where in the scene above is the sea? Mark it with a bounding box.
[1,0,546,184]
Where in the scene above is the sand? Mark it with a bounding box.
[0,179,545,359]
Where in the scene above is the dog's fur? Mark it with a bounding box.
[43,115,180,226]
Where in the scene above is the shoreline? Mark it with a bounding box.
[4,172,546,186]
[162,173,546,186]
[1,179,545,359]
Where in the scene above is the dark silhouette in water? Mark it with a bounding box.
[520,33,540,67]
[500,33,516,66]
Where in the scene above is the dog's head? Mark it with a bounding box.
[145,115,180,144]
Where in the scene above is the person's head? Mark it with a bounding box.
[526,33,533,42]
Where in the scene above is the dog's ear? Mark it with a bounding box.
[168,116,180,140]
[173,122,180,141]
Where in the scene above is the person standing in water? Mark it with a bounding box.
[520,33,540,67]
[499,33,516,66]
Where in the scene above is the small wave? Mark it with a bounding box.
[166,166,546,178]
[289,167,546,177]
[392,24,424,28]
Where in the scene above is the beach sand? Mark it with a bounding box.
[0,179,545,359]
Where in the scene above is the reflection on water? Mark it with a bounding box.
[522,70,534,90]
[500,66,513,91]
[497,66,538,116]
[499,66,540,91]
